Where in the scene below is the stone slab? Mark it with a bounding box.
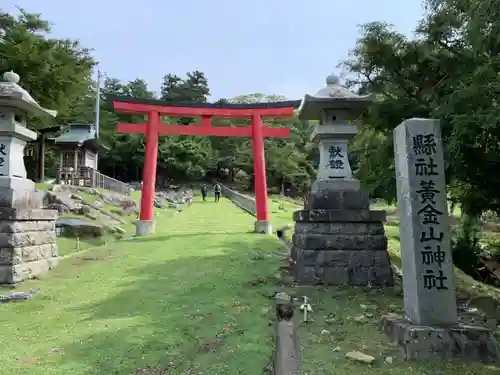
[294,263,394,286]
[296,249,391,268]
[0,176,35,190]
[294,222,385,235]
[0,187,43,209]
[293,209,386,223]
[380,314,500,364]
[0,242,58,265]
[311,179,360,193]
[307,189,369,210]
[0,220,55,233]
[0,230,57,248]
[0,256,59,284]
[0,208,57,221]
[293,233,387,251]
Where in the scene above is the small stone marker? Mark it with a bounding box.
[394,118,457,325]
[345,351,375,364]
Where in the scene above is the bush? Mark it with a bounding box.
[452,214,482,277]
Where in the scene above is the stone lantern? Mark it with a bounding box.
[291,74,394,286]
[298,74,372,192]
[0,71,59,284]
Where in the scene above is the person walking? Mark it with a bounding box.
[214,183,222,202]
[200,184,208,201]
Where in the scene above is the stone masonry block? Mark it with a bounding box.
[294,222,385,235]
[293,233,388,251]
[0,230,56,248]
[293,209,386,223]
[22,243,58,262]
[0,187,44,209]
[294,263,393,286]
[0,220,55,233]
[0,257,59,284]
[297,249,391,268]
[0,247,21,265]
[380,314,500,364]
[0,208,58,221]
[307,190,370,210]
[0,243,58,265]
[321,265,394,286]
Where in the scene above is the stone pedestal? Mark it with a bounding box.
[380,314,500,364]
[0,207,59,283]
[292,186,394,286]
[254,219,272,234]
[136,219,155,236]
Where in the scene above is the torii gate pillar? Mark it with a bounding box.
[251,114,271,234]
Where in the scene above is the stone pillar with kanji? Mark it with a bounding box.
[0,71,59,284]
[291,75,393,286]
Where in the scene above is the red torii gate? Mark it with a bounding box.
[110,97,296,236]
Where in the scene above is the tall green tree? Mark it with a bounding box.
[0,8,95,127]
[343,0,500,215]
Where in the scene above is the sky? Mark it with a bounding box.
[4,0,424,101]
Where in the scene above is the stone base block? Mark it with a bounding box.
[292,206,394,287]
[294,250,394,286]
[0,215,59,284]
[380,314,500,364]
[311,179,360,193]
[254,219,272,234]
[307,189,370,211]
[0,176,35,190]
[0,187,44,209]
[0,256,59,284]
[136,220,155,236]
[293,209,386,223]
[0,207,57,221]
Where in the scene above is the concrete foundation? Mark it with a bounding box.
[380,313,500,364]
[136,220,155,236]
[254,219,272,235]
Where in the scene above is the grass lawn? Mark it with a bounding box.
[0,199,284,375]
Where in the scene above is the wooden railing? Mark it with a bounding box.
[56,166,131,196]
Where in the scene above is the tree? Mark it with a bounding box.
[342,0,500,216]
[0,8,95,127]
[340,0,500,276]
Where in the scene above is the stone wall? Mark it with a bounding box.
[0,208,59,284]
[218,183,256,216]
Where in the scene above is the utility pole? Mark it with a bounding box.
[94,69,103,137]
[94,69,103,170]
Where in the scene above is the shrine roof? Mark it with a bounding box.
[49,124,96,144]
